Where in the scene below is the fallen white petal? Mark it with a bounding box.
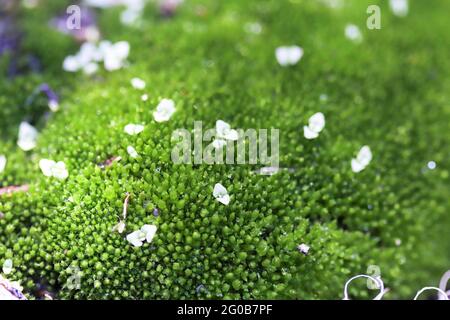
[83,62,99,75]
[303,125,319,140]
[62,55,80,72]
[127,146,139,158]
[52,161,69,180]
[213,183,230,205]
[2,259,12,275]
[216,120,239,140]
[351,158,365,173]
[17,122,38,151]
[124,124,145,135]
[275,46,303,67]
[153,99,176,122]
[212,139,227,149]
[126,230,145,247]
[356,146,372,167]
[141,224,157,243]
[0,155,6,173]
[308,112,325,133]
[39,159,56,177]
[131,77,146,90]
[112,221,126,234]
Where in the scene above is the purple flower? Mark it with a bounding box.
[0,16,21,57]
[51,6,99,42]
[38,83,59,111]
[25,83,60,112]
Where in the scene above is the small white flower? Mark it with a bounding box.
[124,124,144,135]
[127,146,139,158]
[2,259,13,275]
[389,0,408,17]
[62,55,80,72]
[153,99,176,122]
[141,94,148,101]
[213,183,230,205]
[52,161,69,180]
[39,159,69,180]
[303,112,325,140]
[351,146,373,173]
[83,62,99,75]
[427,161,437,170]
[297,243,310,255]
[131,77,146,90]
[17,122,38,151]
[126,224,157,247]
[275,46,303,67]
[216,120,239,141]
[345,24,362,43]
[103,41,130,71]
[0,155,6,173]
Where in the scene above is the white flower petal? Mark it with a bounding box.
[39,159,56,177]
[52,161,69,180]
[213,183,230,205]
[124,124,144,135]
[357,146,372,167]
[390,0,408,17]
[153,99,176,122]
[303,125,319,140]
[104,53,123,71]
[224,129,239,141]
[216,120,239,140]
[83,62,99,75]
[78,42,100,65]
[345,24,362,42]
[127,146,139,158]
[351,158,365,173]
[62,55,80,72]
[2,259,13,275]
[17,122,38,151]
[112,41,130,60]
[131,77,146,90]
[308,112,325,133]
[297,243,310,255]
[126,230,145,247]
[0,155,6,173]
[275,46,303,66]
[216,120,231,137]
[112,220,126,234]
[141,224,157,243]
[212,139,227,149]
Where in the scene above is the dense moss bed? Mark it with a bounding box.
[0,0,449,299]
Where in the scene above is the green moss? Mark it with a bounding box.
[0,0,449,299]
